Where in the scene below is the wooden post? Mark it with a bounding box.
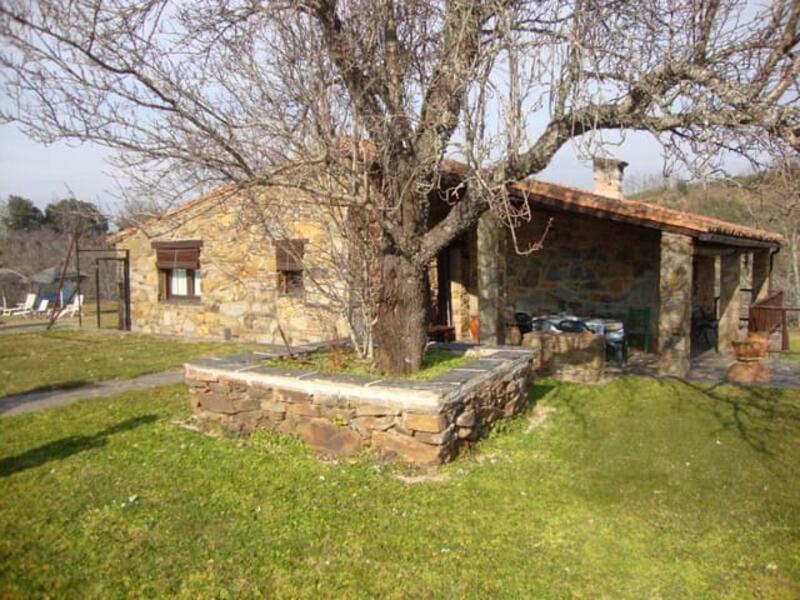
[95,261,102,329]
[782,309,789,352]
[46,232,78,330]
[75,237,82,327]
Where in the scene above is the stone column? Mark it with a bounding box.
[477,212,504,344]
[692,254,716,316]
[657,232,693,377]
[718,252,742,354]
[448,246,469,341]
[751,249,771,304]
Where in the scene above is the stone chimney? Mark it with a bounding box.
[593,157,628,199]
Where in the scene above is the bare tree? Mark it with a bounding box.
[741,148,800,318]
[1,0,798,372]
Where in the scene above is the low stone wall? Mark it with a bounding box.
[184,345,535,466]
[521,331,605,383]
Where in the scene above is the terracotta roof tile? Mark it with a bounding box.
[110,160,782,247]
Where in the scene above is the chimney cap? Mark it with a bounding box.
[593,156,629,171]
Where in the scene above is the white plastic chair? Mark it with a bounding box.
[56,294,84,320]
[32,299,50,318]
[7,293,36,317]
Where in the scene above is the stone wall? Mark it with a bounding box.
[115,188,349,345]
[449,208,661,349]
[520,331,605,383]
[185,345,535,466]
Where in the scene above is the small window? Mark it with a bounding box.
[275,239,307,297]
[152,240,203,302]
[163,268,200,300]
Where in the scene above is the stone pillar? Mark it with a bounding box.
[477,213,504,344]
[718,252,742,354]
[657,232,693,377]
[448,246,469,341]
[692,254,716,316]
[751,249,771,304]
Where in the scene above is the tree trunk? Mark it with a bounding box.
[373,252,429,375]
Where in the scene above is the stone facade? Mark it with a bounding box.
[521,331,605,383]
[114,188,349,345]
[449,208,661,348]
[185,345,535,466]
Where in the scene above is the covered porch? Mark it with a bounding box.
[431,165,782,378]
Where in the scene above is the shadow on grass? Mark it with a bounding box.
[0,415,158,478]
[668,378,800,457]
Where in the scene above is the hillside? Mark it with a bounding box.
[631,172,797,309]
[631,175,765,229]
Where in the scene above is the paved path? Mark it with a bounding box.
[0,370,184,417]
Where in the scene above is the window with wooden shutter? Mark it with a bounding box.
[275,239,307,296]
[152,240,203,302]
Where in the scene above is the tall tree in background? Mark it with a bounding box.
[45,198,108,237]
[1,195,44,231]
[1,0,798,372]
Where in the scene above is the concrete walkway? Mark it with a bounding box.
[0,370,184,417]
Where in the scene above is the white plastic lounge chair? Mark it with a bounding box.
[32,299,50,318]
[6,293,36,317]
[56,294,83,320]
[0,295,7,316]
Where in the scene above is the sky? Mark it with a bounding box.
[0,123,119,214]
[0,115,755,216]
[0,0,768,217]
[0,121,677,212]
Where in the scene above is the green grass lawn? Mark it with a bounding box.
[1,378,798,598]
[0,330,260,398]
[0,300,119,329]
[267,347,474,380]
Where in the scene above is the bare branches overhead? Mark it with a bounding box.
[2,0,798,371]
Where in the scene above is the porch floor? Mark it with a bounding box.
[606,351,800,389]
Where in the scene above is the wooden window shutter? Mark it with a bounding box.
[152,240,203,270]
[275,239,307,272]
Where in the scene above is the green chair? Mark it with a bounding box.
[626,307,652,353]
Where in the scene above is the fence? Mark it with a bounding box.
[748,291,798,353]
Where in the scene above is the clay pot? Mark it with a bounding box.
[469,315,480,343]
[731,340,766,361]
[726,360,770,384]
[745,332,769,357]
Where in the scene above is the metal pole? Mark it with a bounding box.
[95,259,102,329]
[75,239,83,327]
[782,310,789,352]
[124,251,131,331]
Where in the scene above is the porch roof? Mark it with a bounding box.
[109,158,783,250]
[511,178,783,249]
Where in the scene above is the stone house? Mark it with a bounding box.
[111,158,782,377]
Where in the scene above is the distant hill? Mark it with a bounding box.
[631,171,797,309]
[630,175,764,230]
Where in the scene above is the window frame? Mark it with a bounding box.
[275,239,307,298]
[152,240,203,305]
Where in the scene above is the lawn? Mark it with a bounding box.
[1,378,798,598]
[0,330,261,398]
[0,300,119,329]
[266,346,474,380]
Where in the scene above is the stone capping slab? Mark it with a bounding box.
[184,343,537,413]
[185,364,442,411]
